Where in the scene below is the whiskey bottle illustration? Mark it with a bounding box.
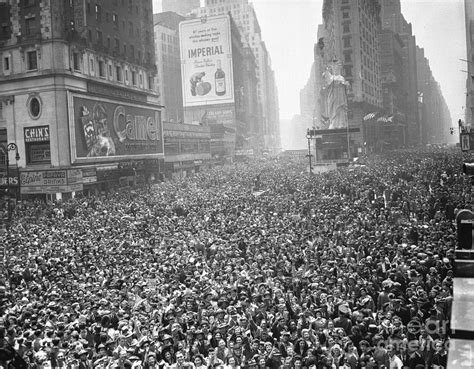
[215,59,226,96]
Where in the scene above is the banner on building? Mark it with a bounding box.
[69,93,164,163]
[179,15,234,107]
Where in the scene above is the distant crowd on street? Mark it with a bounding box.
[0,147,465,368]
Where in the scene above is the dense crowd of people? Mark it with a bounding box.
[0,148,467,368]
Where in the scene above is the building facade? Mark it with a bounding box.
[316,0,383,156]
[154,12,185,124]
[193,0,280,152]
[0,0,161,200]
[416,46,451,145]
[179,14,259,161]
[465,0,474,129]
[163,122,211,179]
[162,0,200,17]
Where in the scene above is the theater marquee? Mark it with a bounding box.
[68,93,163,163]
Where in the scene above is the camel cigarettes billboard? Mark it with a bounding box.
[179,15,234,107]
[68,93,163,163]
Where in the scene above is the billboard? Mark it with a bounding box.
[69,94,163,163]
[179,15,234,107]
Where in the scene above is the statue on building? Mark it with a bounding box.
[321,60,350,129]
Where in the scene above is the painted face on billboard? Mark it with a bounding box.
[79,103,116,157]
[72,95,163,162]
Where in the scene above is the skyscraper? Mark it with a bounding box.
[316,0,383,154]
[154,12,185,124]
[162,0,200,16]
[192,0,280,152]
[465,0,474,128]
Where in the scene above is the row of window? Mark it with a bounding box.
[86,29,152,65]
[72,52,153,90]
[3,50,38,72]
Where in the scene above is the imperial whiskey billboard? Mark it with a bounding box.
[179,15,235,107]
[68,93,164,163]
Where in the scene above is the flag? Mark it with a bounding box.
[363,112,377,121]
[387,115,394,122]
[377,116,387,122]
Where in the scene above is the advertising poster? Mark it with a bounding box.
[69,94,164,163]
[179,15,234,107]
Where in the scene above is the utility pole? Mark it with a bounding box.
[306,129,313,175]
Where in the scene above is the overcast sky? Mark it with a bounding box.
[153,0,466,126]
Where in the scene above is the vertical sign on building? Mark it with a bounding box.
[179,15,234,107]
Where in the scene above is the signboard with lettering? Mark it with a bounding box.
[21,170,67,187]
[69,94,164,163]
[179,15,234,107]
[21,184,83,194]
[24,126,50,143]
[0,169,20,187]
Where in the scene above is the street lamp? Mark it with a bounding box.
[306,129,313,175]
[1,143,20,221]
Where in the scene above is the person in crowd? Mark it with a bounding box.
[0,148,460,368]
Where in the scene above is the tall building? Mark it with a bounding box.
[381,0,451,145]
[179,14,259,160]
[465,0,474,128]
[316,0,383,155]
[416,47,452,145]
[154,12,185,124]
[300,63,316,120]
[0,0,162,200]
[192,0,280,152]
[380,0,420,146]
[379,28,406,148]
[162,0,200,16]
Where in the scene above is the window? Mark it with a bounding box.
[27,50,37,70]
[89,58,94,74]
[98,60,105,77]
[25,17,36,35]
[125,69,129,83]
[139,72,143,87]
[148,76,154,90]
[343,23,350,33]
[115,38,119,53]
[28,96,41,118]
[116,66,122,82]
[113,13,118,27]
[88,29,92,42]
[342,11,349,19]
[343,36,351,48]
[344,51,352,62]
[132,71,136,86]
[27,144,50,164]
[130,45,134,59]
[108,64,112,79]
[344,66,353,77]
[97,30,102,45]
[73,52,80,70]
[95,4,101,21]
[3,56,10,72]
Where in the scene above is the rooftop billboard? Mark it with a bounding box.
[179,15,234,107]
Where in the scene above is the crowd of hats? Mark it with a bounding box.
[0,148,463,368]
